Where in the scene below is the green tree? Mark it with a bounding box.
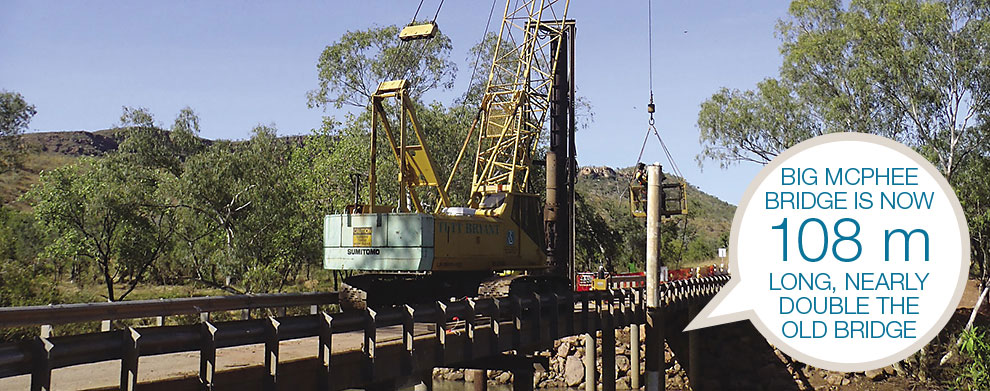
[697,79,822,167]
[171,126,316,293]
[698,0,990,178]
[308,24,456,109]
[0,206,56,339]
[28,156,174,301]
[117,106,205,176]
[0,91,37,172]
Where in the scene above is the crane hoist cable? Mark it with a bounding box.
[383,0,447,83]
[466,0,500,98]
[632,0,690,267]
[432,0,446,22]
[412,0,426,22]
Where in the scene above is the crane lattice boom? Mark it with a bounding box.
[470,0,571,204]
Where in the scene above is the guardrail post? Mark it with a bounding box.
[465,299,476,361]
[200,321,217,390]
[241,309,251,320]
[310,305,318,315]
[595,291,603,332]
[403,305,415,376]
[155,299,165,326]
[30,337,53,391]
[602,291,616,391]
[319,312,333,391]
[101,319,111,332]
[512,297,523,349]
[39,324,51,339]
[564,292,575,336]
[120,327,141,391]
[490,299,501,354]
[581,293,589,334]
[620,289,631,325]
[364,308,377,380]
[200,312,209,323]
[548,293,559,341]
[531,293,542,345]
[436,302,447,365]
[264,317,280,391]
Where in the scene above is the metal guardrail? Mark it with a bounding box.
[0,276,729,390]
[659,275,731,307]
[0,292,339,328]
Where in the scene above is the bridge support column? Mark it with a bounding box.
[688,303,701,391]
[413,370,434,391]
[512,364,534,391]
[646,308,665,391]
[602,297,616,391]
[584,333,596,391]
[631,323,641,388]
[468,369,488,391]
[645,164,665,391]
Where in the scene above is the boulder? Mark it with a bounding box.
[824,373,845,386]
[564,356,586,387]
[616,376,630,390]
[616,355,631,373]
[557,341,571,358]
[864,368,885,381]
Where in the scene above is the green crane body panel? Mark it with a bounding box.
[324,213,435,271]
[323,195,546,273]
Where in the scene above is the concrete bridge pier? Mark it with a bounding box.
[467,369,487,391]
[630,322,641,389]
[459,354,545,391]
[512,364,534,391]
[601,300,616,391]
[368,369,433,391]
[584,332,596,391]
[688,303,701,391]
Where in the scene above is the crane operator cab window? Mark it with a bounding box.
[479,192,507,210]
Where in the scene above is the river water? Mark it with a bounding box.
[403,379,570,391]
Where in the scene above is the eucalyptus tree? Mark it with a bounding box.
[697,0,990,180]
[0,91,36,172]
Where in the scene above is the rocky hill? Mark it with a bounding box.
[20,129,128,156]
[574,165,734,270]
[577,165,734,235]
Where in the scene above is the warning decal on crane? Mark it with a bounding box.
[353,227,373,247]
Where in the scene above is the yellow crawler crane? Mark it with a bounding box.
[324,0,574,309]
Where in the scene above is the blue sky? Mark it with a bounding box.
[1,1,791,205]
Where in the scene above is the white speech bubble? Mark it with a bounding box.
[685,133,969,372]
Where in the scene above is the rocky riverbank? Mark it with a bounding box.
[433,325,692,389]
[432,320,951,390]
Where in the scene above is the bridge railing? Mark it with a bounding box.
[0,276,729,390]
[0,292,339,333]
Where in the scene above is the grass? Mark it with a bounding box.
[0,152,79,210]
